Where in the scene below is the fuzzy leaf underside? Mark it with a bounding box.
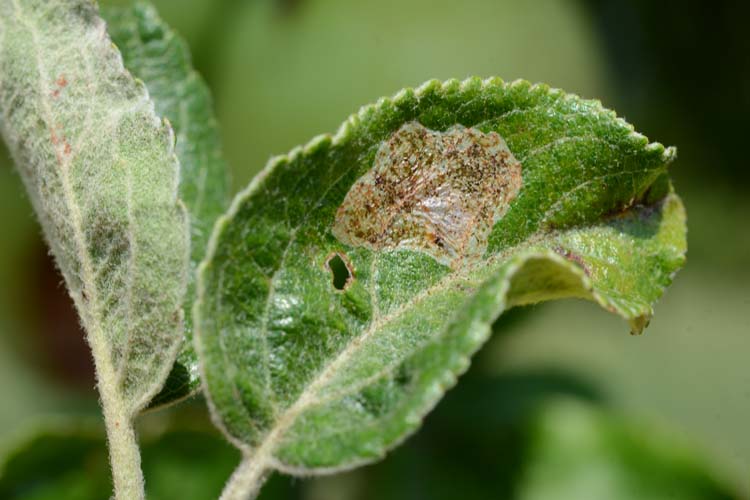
[196,77,686,472]
[104,1,230,408]
[0,0,188,415]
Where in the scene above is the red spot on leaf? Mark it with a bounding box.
[49,126,70,163]
[51,75,67,98]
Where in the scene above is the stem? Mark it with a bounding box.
[101,392,145,500]
[220,455,270,500]
[88,314,145,499]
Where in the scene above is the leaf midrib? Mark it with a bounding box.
[238,184,672,468]
[7,0,138,415]
[231,219,572,467]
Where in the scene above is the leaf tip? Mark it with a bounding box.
[628,314,652,335]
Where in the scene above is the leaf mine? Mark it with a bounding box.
[194,78,686,499]
[333,122,522,268]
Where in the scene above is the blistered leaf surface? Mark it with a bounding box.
[333,122,522,267]
[195,78,685,476]
[104,0,230,407]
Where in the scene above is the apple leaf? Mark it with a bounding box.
[0,1,189,495]
[195,77,686,497]
[103,0,230,408]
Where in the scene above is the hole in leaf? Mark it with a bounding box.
[326,253,353,291]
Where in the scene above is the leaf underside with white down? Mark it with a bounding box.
[196,78,686,475]
[0,0,188,416]
[104,1,230,408]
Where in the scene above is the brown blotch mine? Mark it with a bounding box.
[332,122,522,267]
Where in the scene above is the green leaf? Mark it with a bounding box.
[0,419,109,500]
[319,385,738,500]
[194,78,686,496]
[516,400,737,500]
[0,401,737,500]
[103,0,231,408]
[0,418,244,500]
[0,1,188,496]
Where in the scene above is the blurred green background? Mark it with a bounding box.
[1,0,748,498]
